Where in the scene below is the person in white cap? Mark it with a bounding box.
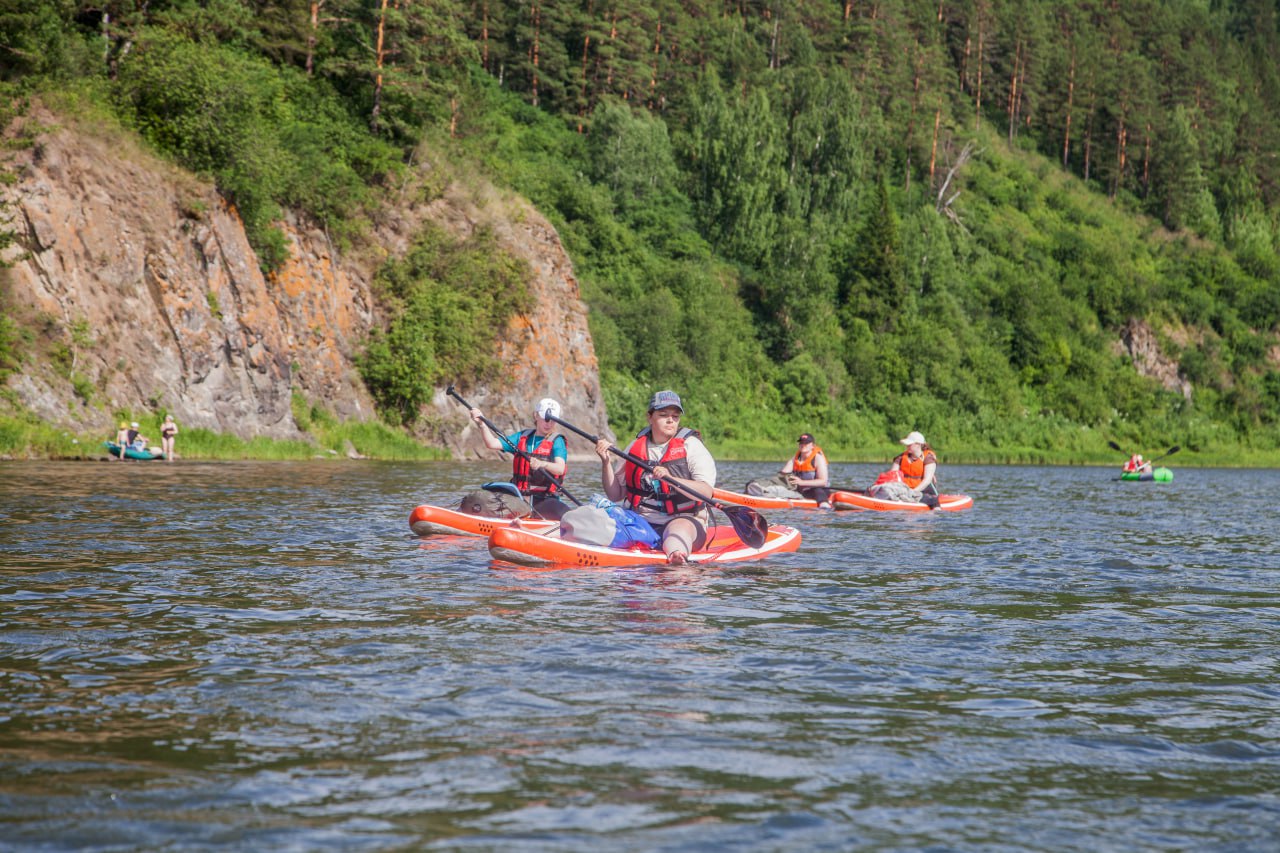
[594,389,717,565]
[468,397,570,519]
[1122,452,1152,475]
[126,421,150,451]
[868,430,939,507]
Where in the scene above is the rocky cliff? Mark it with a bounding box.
[1,104,611,456]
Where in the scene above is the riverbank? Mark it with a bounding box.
[3,413,1278,467]
[0,414,448,462]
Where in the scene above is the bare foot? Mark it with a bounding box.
[667,551,688,566]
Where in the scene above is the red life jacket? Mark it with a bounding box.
[791,445,824,481]
[623,427,704,514]
[511,429,562,497]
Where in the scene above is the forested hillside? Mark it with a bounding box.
[3,0,1279,460]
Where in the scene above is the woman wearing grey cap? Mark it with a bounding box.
[594,390,717,565]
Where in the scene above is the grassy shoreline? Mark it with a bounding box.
[2,414,1278,467]
[0,414,449,462]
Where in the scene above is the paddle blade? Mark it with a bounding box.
[722,505,768,549]
[1107,440,1124,452]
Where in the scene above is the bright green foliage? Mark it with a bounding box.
[358,225,534,425]
[111,28,400,267]
[6,0,1280,458]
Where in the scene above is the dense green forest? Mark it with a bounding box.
[3,0,1279,460]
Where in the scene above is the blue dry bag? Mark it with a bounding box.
[603,504,660,549]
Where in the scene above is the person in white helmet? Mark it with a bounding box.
[465,397,570,520]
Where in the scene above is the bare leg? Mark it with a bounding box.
[661,517,706,564]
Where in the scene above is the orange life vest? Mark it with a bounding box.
[623,427,704,514]
[791,445,824,481]
[511,429,562,496]
[896,449,937,489]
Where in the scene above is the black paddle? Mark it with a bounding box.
[544,412,769,549]
[446,385,582,507]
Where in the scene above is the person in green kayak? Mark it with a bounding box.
[1122,453,1152,475]
[594,389,716,565]
[465,397,571,520]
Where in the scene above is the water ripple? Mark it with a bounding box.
[1,461,1278,850]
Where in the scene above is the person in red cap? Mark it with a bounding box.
[595,389,716,565]
[778,433,832,508]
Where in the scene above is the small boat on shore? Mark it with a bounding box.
[104,441,164,460]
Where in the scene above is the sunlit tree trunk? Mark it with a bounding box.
[929,107,941,182]
[1142,123,1152,196]
[305,0,323,76]
[1006,40,1020,144]
[1113,117,1127,198]
[529,2,541,107]
[1062,41,1075,167]
[607,11,617,90]
[650,19,662,107]
[974,9,985,130]
[370,0,389,131]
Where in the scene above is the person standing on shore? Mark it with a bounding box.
[161,414,178,462]
[114,421,130,462]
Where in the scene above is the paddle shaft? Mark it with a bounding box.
[544,414,720,508]
[1110,441,1179,464]
[446,386,581,506]
[544,414,769,548]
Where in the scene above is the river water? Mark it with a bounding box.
[1,460,1277,851]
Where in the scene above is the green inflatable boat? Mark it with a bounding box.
[1118,466,1173,482]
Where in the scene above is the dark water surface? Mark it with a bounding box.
[1,460,1278,851]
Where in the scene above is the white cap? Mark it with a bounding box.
[130,421,140,428]
[536,398,561,420]
[900,431,925,446]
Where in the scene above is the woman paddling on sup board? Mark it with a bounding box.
[594,390,716,565]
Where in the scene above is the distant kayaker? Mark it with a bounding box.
[778,433,832,508]
[594,389,716,565]
[161,414,179,462]
[868,430,940,508]
[467,397,571,521]
[1122,453,1152,475]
